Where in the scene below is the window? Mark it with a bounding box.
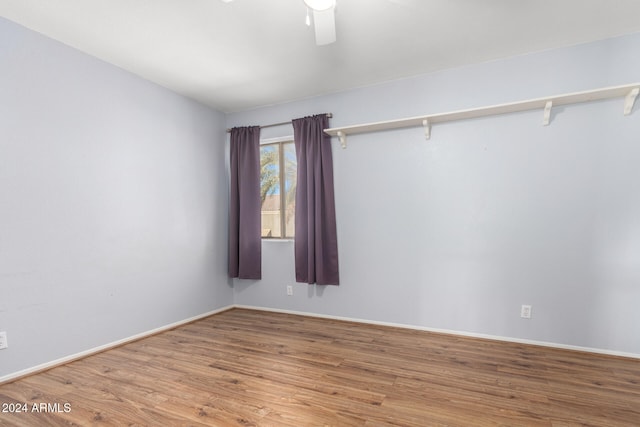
[260,140,296,238]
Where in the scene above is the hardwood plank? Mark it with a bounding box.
[1,308,639,426]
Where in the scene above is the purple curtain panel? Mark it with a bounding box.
[293,114,340,285]
[228,126,262,279]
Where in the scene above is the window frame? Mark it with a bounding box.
[260,136,296,240]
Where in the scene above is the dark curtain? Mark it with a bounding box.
[293,114,340,285]
[228,126,261,279]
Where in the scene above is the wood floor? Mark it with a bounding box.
[1,309,639,426]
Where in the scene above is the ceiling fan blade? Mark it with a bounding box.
[313,8,336,45]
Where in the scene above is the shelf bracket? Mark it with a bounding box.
[542,101,553,126]
[337,131,347,149]
[423,119,431,140]
[624,88,639,116]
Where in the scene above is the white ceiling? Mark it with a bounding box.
[2,0,640,113]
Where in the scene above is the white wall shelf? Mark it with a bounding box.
[324,83,639,148]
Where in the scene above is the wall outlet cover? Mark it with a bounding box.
[520,305,532,319]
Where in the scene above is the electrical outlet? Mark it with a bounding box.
[286,285,293,296]
[0,331,7,350]
[520,305,532,319]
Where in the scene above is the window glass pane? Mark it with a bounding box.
[260,145,281,237]
[283,142,297,238]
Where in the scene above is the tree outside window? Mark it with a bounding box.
[260,141,296,238]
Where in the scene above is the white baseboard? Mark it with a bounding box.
[234,304,640,360]
[0,305,235,385]
[3,302,637,385]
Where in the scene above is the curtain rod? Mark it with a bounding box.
[226,113,333,133]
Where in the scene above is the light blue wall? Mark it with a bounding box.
[0,17,232,378]
[227,33,640,355]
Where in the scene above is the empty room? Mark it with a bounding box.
[1,0,640,425]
